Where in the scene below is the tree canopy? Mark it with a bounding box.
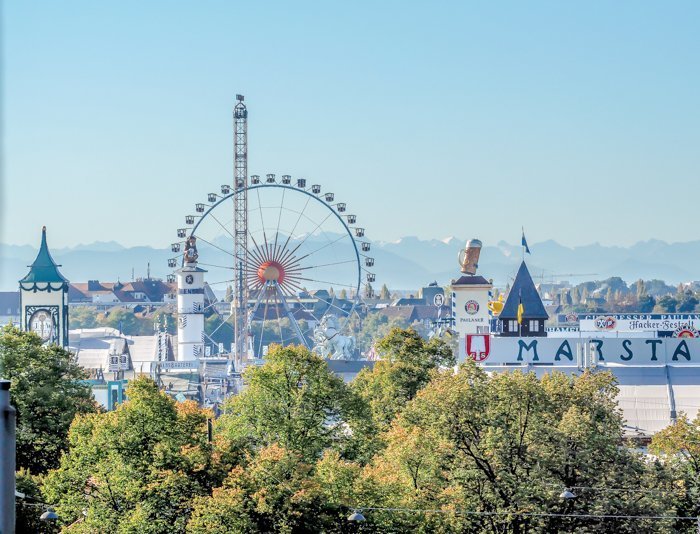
[0,326,97,474]
[20,328,700,532]
[43,377,220,533]
[216,344,365,462]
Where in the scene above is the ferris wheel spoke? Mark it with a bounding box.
[207,279,235,287]
[175,182,362,360]
[289,234,347,265]
[296,276,357,289]
[258,289,272,357]
[323,298,353,318]
[272,188,286,261]
[202,300,221,313]
[255,188,272,260]
[195,236,237,260]
[277,314,285,345]
[287,258,358,273]
[275,213,333,268]
[197,262,236,271]
[208,313,234,337]
[247,231,270,266]
[279,277,304,296]
[209,211,237,242]
[276,287,309,347]
[276,196,311,263]
[247,286,267,323]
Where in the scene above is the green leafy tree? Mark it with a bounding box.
[0,326,97,474]
[351,328,454,456]
[638,294,656,313]
[379,284,391,300]
[15,468,48,533]
[654,295,678,313]
[205,312,233,347]
[677,291,699,313]
[188,444,337,533]
[70,306,99,329]
[635,279,647,299]
[355,364,675,533]
[571,287,581,304]
[216,345,365,462]
[605,287,614,306]
[580,286,590,303]
[650,414,700,529]
[43,377,220,533]
[101,307,149,335]
[355,313,412,350]
[602,277,629,295]
[563,290,573,306]
[645,279,676,297]
[152,308,177,334]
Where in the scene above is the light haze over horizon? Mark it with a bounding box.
[4,1,699,249]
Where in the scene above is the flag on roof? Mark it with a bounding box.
[521,229,531,254]
[517,298,524,325]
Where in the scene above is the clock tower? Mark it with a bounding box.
[19,227,69,347]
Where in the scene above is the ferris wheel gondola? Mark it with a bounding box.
[170,177,375,360]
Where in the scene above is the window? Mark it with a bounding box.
[530,320,540,332]
[509,320,518,331]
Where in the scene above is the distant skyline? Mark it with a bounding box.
[3,1,700,249]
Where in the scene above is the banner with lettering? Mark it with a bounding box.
[470,337,700,366]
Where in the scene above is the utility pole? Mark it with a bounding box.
[233,95,249,370]
[0,380,16,534]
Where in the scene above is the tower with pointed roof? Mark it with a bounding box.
[498,261,548,337]
[19,227,69,347]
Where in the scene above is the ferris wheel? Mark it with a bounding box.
[168,175,375,359]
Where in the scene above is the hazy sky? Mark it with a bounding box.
[3,1,699,249]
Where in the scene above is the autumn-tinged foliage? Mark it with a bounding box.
[42,377,220,533]
[18,328,700,532]
[354,363,676,533]
[352,328,453,431]
[650,413,700,531]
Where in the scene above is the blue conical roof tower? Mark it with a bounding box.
[19,226,68,287]
[500,261,548,320]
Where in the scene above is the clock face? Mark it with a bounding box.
[30,309,54,341]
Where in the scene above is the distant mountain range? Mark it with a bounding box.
[3,236,700,292]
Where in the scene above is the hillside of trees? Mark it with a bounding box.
[540,277,700,315]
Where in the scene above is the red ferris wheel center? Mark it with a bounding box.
[257,260,286,285]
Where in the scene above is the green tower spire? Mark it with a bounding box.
[19,226,68,286]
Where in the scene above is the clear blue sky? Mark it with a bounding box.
[3,1,699,249]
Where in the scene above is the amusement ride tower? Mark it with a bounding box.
[169,96,376,368]
[233,95,249,369]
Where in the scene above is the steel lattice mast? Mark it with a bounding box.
[233,95,248,368]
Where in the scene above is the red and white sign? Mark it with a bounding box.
[594,316,617,330]
[674,326,699,338]
[466,334,490,362]
[465,300,480,315]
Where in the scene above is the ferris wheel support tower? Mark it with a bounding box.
[233,95,248,368]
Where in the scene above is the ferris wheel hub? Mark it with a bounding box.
[257,260,285,284]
